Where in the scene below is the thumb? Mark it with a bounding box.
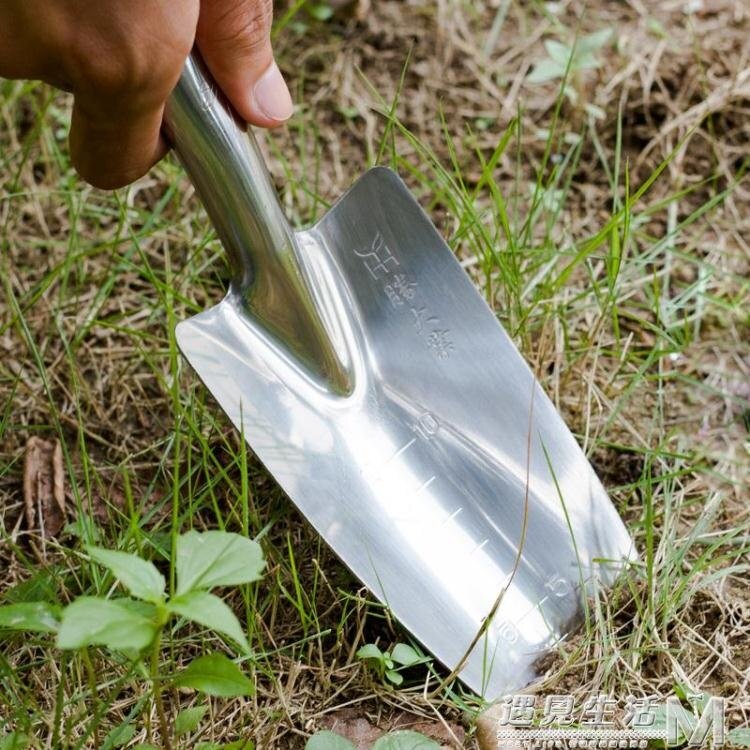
[196,0,293,127]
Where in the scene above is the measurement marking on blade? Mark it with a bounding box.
[496,620,520,644]
[545,574,574,597]
[514,594,551,628]
[525,594,549,616]
[361,437,417,482]
[443,507,463,526]
[470,538,490,556]
[413,475,436,496]
[414,411,440,439]
[383,437,417,469]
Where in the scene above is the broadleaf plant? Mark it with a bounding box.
[0,602,60,633]
[356,641,425,686]
[0,530,264,750]
[527,28,613,106]
[176,530,265,594]
[305,732,356,750]
[728,728,750,748]
[174,705,209,738]
[86,546,166,603]
[56,596,157,651]
[167,590,251,654]
[174,653,255,697]
[306,730,440,750]
[373,732,441,750]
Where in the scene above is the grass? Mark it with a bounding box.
[1,0,749,748]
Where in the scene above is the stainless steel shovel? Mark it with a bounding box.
[164,54,635,700]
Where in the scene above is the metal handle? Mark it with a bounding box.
[164,53,350,393]
[163,53,294,291]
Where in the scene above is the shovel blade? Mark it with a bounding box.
[177,167,634,699]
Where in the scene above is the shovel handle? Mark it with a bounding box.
[163,54,351,390]
[163,53,294,290]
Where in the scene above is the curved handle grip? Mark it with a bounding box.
[163,53,294,291]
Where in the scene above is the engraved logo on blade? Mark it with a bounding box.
[354,233,455,359]
[354,232,399,279]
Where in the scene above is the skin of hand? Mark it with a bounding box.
[0,0,293,189]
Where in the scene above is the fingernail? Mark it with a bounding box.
[253,62,294,122]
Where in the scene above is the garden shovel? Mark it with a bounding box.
[164,54,635,700]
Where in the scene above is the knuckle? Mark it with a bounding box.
[66,23,190,102]
[210,0,273,54]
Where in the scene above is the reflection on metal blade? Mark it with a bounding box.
[177,167,635,700]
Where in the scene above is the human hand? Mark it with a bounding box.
[0,0,293,188]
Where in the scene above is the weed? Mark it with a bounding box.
[0,531,263,748]
[355,642,425,687]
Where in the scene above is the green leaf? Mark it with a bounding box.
[117,598,158,619]
[102,723,136,750]
[729,728,750,748]
[373,732,441,750]
[0,732,29,750]
[3,569,58,604]
[305,731,357,750]
[527,59,566,83]
[176,531,265,595]
[573,52,601,71]
[87,546,165,603]
[385,670,403,685]
[174,705,208,737]
[578,28,613,55]
[64,516,101,542]
[356,643,383,662]
[544,39,572,66]
[390,643,421,667]
[531,30,611,83]
[223,741,255,750]
[672,681,690,702]
[168,590,250,654]
[0,602,60,633]
[57,597,157,651]
[174,653,254,697]
[308,2,334,21]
